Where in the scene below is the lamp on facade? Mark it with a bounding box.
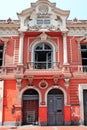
[64,77,70,88]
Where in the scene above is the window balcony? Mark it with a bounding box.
[25,62,87,77]
[25,62,62,77]
[0,64,87,79]
[26,62,60,70]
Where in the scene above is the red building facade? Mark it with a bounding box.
[0,0,87,126]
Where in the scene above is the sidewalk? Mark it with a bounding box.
[0,125,87,130]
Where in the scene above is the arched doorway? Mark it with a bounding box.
[47,89,64,126]
[22,89,39,125]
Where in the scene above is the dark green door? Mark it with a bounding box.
[47,94,64,125]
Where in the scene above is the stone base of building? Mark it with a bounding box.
[40,122,47,126]
[64,121,71,126]
[3,121,21,126]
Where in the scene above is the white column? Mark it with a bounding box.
[0,80,4,125]
[18,34,24,64]
[61,16,66,29]
[63,33,68,64]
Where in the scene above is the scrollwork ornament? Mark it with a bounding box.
[38,5,49,15]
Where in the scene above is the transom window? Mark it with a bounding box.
[0,44,4,66]
[34,43,53,69]
[80,44,87,72]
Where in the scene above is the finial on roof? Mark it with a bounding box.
[73,17,78,22]
[7,18,12,24]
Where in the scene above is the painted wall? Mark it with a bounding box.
[1,33,87,125]
[2,77,87,125]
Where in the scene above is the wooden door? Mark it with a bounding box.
[22,95,39,125]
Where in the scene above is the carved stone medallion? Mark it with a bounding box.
[38,5,49,15]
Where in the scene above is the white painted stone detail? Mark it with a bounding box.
[63,33,68,64]
[0,29,18,36]
[18,34,24,64]
[79,84,87,125]
[0,80,4,125]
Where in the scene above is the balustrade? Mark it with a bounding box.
[0,64,87,76]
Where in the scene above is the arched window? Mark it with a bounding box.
[34,43,53,69]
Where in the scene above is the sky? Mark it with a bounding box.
[0,0,87,20]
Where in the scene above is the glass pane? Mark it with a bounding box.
[36,44,43,50]
[34,43,53,69]
[82,59,87,65]
[81,44,87,49]
[0,45,3,50]
[44,20,50,24]
[82,52,87,58]
[37,20,43,24]
[45,44,51,49]
[0,52,3,58]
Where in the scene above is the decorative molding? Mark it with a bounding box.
[40,32,47,40]
[68,28,87,36]
[64,77,70,88]
[16,78,22,88]
[53,75,58,84]
[77,35,87,42]
[19,86,42,105]
[0,29,18,36]
[0,38,9,43]
[28,76,33,85]
[45,85,67,105]
[38,5,49,16]
[39,79,48,89]
[27,24,61,32]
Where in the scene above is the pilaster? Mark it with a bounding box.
[63,33,68,65]
[18,33,24,65]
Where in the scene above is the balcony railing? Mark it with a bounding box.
[26,62,60,69]
[71,65,87,73]
[26,62,87,73]
[83,66,87,72]
[0,64,87,76]
[0,65,23,74]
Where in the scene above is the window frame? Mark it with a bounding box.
[0,44,4,66]
[34,43,53,69]
[37,19,51,25]
[80,43,87,72]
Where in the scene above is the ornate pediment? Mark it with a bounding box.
[18,0,70,32]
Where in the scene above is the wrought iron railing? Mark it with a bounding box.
[83,66,87,72]
[26,62,60,69]
[0,64,87,75]
[26,62,87,72]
